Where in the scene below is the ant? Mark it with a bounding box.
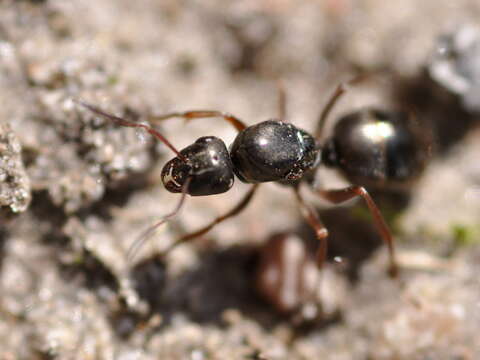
[255,232,324,321]
[74,77,430,277]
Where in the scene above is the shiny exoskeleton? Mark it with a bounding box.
[322,108,431,189]
[230,120,319,183]
[160,108,429,195]
[161,119,320,194]
[75,80,431,275]
[161,136,235,196]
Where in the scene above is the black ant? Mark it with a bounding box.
[74,77,430,277]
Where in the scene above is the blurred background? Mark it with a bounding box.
[1,0,480,358]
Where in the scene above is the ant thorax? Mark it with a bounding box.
[230,120,320,183]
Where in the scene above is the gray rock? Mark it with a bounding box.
[0,123,31,214]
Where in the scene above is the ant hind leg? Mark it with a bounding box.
[315,185,398,277]
[315,75,367,139]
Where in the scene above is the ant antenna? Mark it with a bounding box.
[73,99,187,162]
[161,184,260,255]
[126,177,192,262]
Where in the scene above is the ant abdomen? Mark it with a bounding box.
[230,120,320,183]
[162,136,234,196]
[256,232,319,315]
[323,107,431,189]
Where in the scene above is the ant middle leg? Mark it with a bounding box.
[162,184,260,255]
[276,79,287,121]
[315,186,398,277]
[293,187,329,270]
[148,110,247,132]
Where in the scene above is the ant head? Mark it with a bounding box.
[322,107,431,188]
[161,136,235,196]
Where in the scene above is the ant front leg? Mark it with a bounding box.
[148,110,247,132]
[162,184,260,255]
[315,186,398,277]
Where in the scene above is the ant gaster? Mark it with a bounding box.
[255,232,322,320]
[75,78,430,276]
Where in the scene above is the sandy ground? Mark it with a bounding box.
[1,0,480,359]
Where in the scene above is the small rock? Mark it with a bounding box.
[0,123,31,215]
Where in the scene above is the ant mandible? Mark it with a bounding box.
[76,77,428,277]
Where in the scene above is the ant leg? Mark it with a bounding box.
[315,186,398,277]
[74,100,187,162]
[162,184,260,254]
[293,187,328,269]
[149,110,247,133]
[276,79,287,121]
[126,177,192,263]
[315,75,366,139]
